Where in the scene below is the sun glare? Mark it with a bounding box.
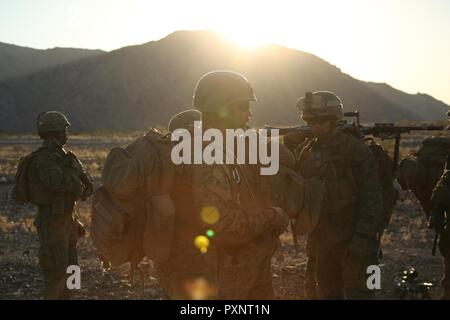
[220,30,268,49]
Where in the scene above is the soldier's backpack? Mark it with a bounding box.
[417,136,450,166]
[91,129,175,272]
[365,138,399,231]
[413,136,450,214]
[11,149,44,205]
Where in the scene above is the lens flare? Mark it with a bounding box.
[184,277,216,300]
[206,229,215,238]
[201,206,220,225]
[194,235,210,253]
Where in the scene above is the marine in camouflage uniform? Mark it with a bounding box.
[397,136,450,216]
[153,109,207,299]
[430,169,450,299]
[155,71,290,299]
[295,92,383,299]
[396,134,450,299]
[28,111,93,299]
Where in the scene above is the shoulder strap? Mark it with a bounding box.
[296,138,315,164]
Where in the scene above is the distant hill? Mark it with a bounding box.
[0,42,104,81]
[0,31,448,133]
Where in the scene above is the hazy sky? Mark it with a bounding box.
[1,0,449,105]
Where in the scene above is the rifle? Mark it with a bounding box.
[361,123,445,173]
[266,110,446,173]
[265,111,361,135]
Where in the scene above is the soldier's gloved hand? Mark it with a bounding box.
[429,204,446,231]
[268,207,290,235]
[345,233,378,260]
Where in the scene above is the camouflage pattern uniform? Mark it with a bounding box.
[155,71,289,300]
[27,111,92,299]
[431,170,450,299]
[295,92,383,299]
[396,135,450,299]
[193,161,282,299]
[153,109,208,299]
[291,137,318,299]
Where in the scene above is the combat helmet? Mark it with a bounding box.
[296,91,344,121]
[167,109,201,132]
[37,111,71,134]
[192,70,257,113]
[447,110,450,129]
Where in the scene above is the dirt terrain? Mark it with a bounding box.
[0,134,446,300]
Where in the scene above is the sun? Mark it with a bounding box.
[220,30,269,49]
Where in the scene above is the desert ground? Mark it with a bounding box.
[0,131,447,300]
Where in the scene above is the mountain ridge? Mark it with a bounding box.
[0,31,447,133]
[0,41,105,81]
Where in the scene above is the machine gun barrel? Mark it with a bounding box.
[266,123,444,136]
[266,121,445,174]
[361,124,445,173]
[361,124,445,137]
[264,125,313,136]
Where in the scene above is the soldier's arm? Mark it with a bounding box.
[34,153,81,193]
[67,151,94,198]
[352,142,384,238]
[192,164,279,246]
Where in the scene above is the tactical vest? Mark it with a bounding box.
[26,147,80,215]
[170,162,254,241]
[297,135,358,213]
[296,133,364,242]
